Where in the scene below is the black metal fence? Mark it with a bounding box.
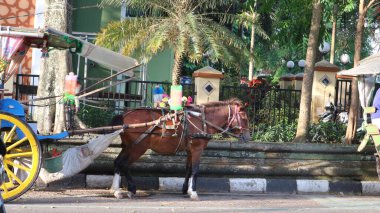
[14,74,194,116]
[220,85,301,126]
[335,78,352,113]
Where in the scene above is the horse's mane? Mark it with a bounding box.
[185,98,243,113]
[201,98,243,108]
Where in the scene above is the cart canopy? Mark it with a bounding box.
[0,26,138,76]
[338,52,380,76]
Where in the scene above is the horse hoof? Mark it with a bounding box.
[190,194,200,201]
[188,191,200,201]
[114,190,123,199]
[109,188,116,194]
[126,191,134,199]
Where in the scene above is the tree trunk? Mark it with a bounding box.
[344,0,367,144]
[330,4,337,64]
[248,21,255,81]
[171,50,183,85]
[293,0,322,143]
[35,0,72,134]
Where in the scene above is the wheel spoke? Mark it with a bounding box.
[6,151,33,158]
[3,165,22,185]
[6,137,28,152]
[3,125,17,143]
[5,160,31,173]
[1,184,9,193]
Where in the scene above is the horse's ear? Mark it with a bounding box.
[240,102,249,111]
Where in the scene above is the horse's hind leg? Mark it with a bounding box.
[182,151,192,194]
[111,150,127,199]
[111,147,147,199]
[123,164,137,199]
[111,149,137,199]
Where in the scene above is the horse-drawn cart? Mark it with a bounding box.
[0,26,138,202]
[0,26,251,203]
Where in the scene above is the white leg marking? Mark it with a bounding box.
[110,173,121,193]
[187,177,199,201]
[187,177,193,195]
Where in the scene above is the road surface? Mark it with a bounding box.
[5,189,380,213]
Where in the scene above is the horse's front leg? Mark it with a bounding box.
[187,162,200,201]
[182,151,192,194]
[187,139,206,201]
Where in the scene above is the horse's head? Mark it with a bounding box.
[227,102,250,142]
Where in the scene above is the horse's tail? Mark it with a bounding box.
[110,114,124,126]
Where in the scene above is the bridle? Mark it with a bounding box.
[225,104,247,132]
[186,104,248,138]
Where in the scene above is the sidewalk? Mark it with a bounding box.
[43,174,380,196]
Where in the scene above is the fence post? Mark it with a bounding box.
[292,73,304,90]
[279,75,293,89]
[192,66,224,104]
[311,60,340,122]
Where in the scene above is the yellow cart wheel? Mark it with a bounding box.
[0,112,41,202]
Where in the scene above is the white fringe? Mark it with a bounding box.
[38,129,123,184]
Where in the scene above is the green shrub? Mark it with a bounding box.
[309,121,347,143]
[77,103,115,128]
[252,122,297,142]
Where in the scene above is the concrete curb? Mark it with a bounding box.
[47,174,380,195]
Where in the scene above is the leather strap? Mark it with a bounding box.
[133,125,157,145]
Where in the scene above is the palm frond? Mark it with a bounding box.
[97,0,247,83]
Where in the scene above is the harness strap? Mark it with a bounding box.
[161,109,166,136]
[201,105,207,132]
[202,119,241,138]
[174,111,188,153]
[133,125,157,145]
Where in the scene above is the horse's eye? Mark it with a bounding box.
[239,112,247,119]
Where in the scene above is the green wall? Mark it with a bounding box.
[72,0,120,32]
[71,0,173,82]
[146,48,174,82]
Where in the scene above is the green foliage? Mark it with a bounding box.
[249,88,300,143]
[253,89,300,126]
[252,122,297,142]
[252,121,348,144]
[77,103,115,128]
[97,0,249,84]
[309,122,347,143]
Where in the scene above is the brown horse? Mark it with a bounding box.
[110,99,250,200]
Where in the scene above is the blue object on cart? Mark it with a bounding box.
[37,131,69,141]
[0,99,69,141]
[27,122,69,141]
[0,99,25,120]
[0,99,27,140]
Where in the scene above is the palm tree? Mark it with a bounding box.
[96,0,248,85]
[237,4,269,80]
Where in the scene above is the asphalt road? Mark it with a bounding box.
[5,189,380,213]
